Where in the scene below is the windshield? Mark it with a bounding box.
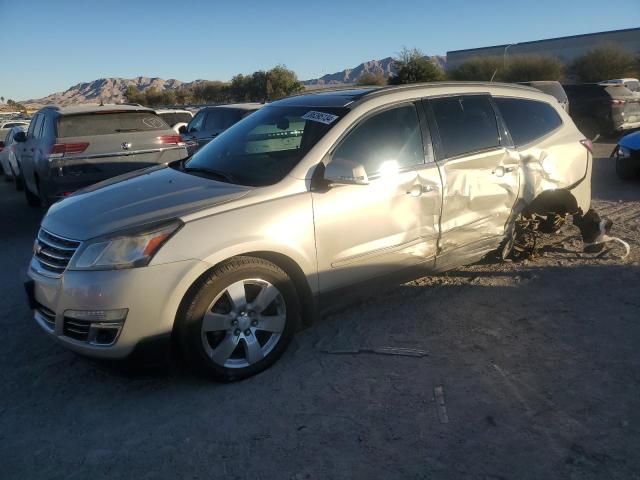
[184,105,348,186]
[625,81,640,92]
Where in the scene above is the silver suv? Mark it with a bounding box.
[14,104,187,207]
[25,83,593,381]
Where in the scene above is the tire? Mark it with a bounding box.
[9,165,23,191]
[177,256,299,382]
[24,183,40,207]
[616,157,637,180]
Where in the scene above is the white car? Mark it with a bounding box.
[0,119,30,129]
[154,109,193,133]
[599,78,640,93]
[0,125,27,188]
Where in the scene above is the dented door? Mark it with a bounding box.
[437,148,519,254]
[425,95,520,260]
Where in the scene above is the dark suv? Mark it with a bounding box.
[180,103,263,155]
[15,104,188,207]
[564,83,640,137]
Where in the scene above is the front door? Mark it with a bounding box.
[425,95,520,266]
[312,103,442,293]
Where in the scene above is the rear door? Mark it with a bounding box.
[425,94,520,265]
[54,111,185,179]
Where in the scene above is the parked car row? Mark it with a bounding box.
[23,82,594,381]
[0,103,264,207]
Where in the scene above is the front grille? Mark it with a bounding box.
[36,304,56,331]
[63,318,91,341]
[34,229,81,276]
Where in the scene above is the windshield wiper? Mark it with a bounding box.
[115,128,142,132]
[184,166,238,184]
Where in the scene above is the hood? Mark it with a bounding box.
[619,131,640,151]
[42,165,251,240]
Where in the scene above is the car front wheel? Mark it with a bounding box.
[177,256,299,381]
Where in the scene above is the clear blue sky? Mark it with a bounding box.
[1,0,638,100]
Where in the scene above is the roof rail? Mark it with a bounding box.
[356,81,539,101]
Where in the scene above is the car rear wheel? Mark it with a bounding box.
[616,157,637,180]
[177,256,299,382]
[24,182,40,207]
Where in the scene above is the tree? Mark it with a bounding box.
[503,55,564,82]
[388,47,445,85]
[265,65,304,101]
[449,54,564,82]
[0,96,4,104]
[570,44,637,83]
[356,71,387,86]
[448,56,504,81]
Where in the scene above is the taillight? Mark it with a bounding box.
[157,135,183,145]
[611,99,626,106]
[49,143,89,157]
[580,139,593,153]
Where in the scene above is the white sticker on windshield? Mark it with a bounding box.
[302,111,339,125]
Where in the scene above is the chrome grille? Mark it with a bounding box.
[34,229,81,276]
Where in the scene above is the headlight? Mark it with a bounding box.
[69,220,182,271]
[617,146,632,158]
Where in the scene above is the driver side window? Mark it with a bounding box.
[333,104,425,176]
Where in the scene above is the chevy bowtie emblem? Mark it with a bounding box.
[33,242,42,255]
[121,142,132,150]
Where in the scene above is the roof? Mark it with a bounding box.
[270,82,539,108]
[447,27,640,55]
[154,108,192,114]
[200,103,264,111]
[39,104,155,115]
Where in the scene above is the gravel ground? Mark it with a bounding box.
[1,143,639,480]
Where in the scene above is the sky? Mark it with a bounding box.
[1,0,638,100]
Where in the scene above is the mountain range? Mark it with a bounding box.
[23,55,447,107]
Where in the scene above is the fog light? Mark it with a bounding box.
[64,308,128,322]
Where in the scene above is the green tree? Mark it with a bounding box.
[570,44,637,83]
[356,71,387,86]
[448,56,504,81]
[265,65,304,100]
[503,55,564,82]
[0,96,4,104]
[388,47,445,85]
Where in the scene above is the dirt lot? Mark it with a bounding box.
[1,142,639,480]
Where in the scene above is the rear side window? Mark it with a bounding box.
[429,95,500,158]
[29,114,43,138]
[333,104,424,175]
[57,112,169,137]
[495,98,562,147]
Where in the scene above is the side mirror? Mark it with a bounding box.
[13,131,27,142]
[324,157,369,185]
[178,125,187,134]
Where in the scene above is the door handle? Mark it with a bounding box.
[492,166,515,177]
[406,184,438,197]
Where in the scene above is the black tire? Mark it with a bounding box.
[616,157,637,180]
[9,165,23,191]
[24,183,40,207]
[176,256,299,382]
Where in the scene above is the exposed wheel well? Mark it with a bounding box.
[524,189,579,217]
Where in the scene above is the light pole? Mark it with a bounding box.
[503,43,517,69]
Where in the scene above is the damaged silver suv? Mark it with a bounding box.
[25,83,593,381]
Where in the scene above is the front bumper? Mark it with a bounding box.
[26,257,211,359]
